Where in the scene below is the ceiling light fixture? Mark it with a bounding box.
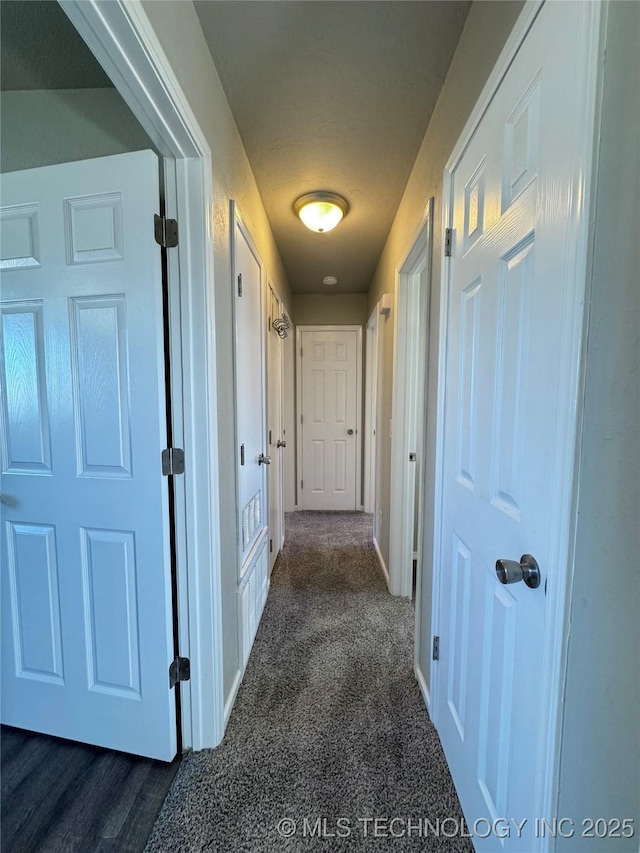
[294,192,349,233]
[322,276,338,286]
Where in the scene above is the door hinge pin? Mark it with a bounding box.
[444,228,452,258]
[432,635,440,661]
[154,214,179,248]
[162,447,185,476]
[169,656,190,689]
[237,273,243,296]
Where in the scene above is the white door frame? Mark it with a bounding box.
[429,0,604,842]
[296,325,363,511]
[266,278,287,553]
[60,0,225,751]
[363,308,379,514]
[388,199,434,598]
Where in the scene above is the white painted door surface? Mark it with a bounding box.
[300,329,358,511]
[436,4,591,848]
[234,214,267,568]
[267,283,283,571]
[0,151,177,761]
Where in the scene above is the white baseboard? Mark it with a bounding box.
[415,662,431,716]
[373,535,390,588]
[223,668,242,727]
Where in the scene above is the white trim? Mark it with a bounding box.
[60,0,225,750]
[363,307,379,515]
[430,1,605,846]
[295,325,363,512]
[388,200,434,598]
[223,669,242,728]
[373,536,390,588]
[414,659,431,716]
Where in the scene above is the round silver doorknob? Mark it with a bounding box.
[347,429,354,435]
[258,453,271,465]
[276,440,286,448]
[495,554,540,589]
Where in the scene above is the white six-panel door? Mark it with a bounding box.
[298,327,360,511]
[0,151,177,761]
[435,4,597,848]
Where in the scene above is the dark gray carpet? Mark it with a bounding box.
[146,512,471,852]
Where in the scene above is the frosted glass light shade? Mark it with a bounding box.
[294,192,349,233]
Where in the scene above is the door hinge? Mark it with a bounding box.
[444,228,452,257]
[237,273,243,296]
[300,480,303,490]
[270,538,273,553]
[169,656,190,689]
[268,317,271,331]
[432,635,440,661]
[409,452,417,462]
[154,214,179,248]
[162,447,185,476]
[269,429,272,445]
[240,443,245,466]
[300,414,303,425]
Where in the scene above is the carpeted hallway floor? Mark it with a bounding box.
[146,512,472,852]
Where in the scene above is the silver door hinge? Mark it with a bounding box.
[154,214,178,248]
[240,443,245,466]
[444,228,452,257]
[162,447,185,476]
[409,452,417,462]
[270,538,273,553]
[237,273,243,296]
[169,656,190,689]
[432,636,440,661]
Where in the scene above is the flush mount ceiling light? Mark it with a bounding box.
[322,276,338,286]
[294,192,349,233]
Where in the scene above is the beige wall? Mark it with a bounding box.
[0,89,155,173]
[556,2,639,844]
[292,293,368,326]
[368,0,524,687]
[141,1,292,704]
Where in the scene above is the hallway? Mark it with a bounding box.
[146,513,471,852]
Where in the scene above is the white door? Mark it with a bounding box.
[299,328,360,511]
[233,211,268,569]
[435,4,595,848]
[267,282,283,571]
[0,151,177,761]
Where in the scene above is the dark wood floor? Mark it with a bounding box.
[1,726,179,853]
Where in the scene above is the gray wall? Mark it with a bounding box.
[292,293,368,327]
[0,89,155,172]
[141,1,292,707]
[368,0,525,689]
[556,2,640,845]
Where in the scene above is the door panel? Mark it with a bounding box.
[300,329,358,511]
[435,4,591,847]
[0,151,176,761]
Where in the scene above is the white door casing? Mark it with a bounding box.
[297,326,362,512]
[388,200,433,598]
[364,307,379,516]
[267,281,284,571]
[0,151,177,761]
[431,3,603,850]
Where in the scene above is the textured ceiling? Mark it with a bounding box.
[195,1,470,294]
[0,1,112,91]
